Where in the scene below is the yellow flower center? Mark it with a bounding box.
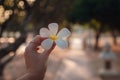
[50,35,58,40]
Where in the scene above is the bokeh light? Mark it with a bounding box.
[8,37,15,43]
[26,0,36,5]
[18,1,24,9]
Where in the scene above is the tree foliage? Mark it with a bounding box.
[68,0,120,49]
[0,0,73,77]
[69,0,120,31]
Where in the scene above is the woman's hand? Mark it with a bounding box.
[17,35,55,80]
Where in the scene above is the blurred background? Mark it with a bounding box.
[0,0,120,80]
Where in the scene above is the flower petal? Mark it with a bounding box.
[41,39,53,50]
[48,23,58,35]
[40,28,50,37]
[57,28,71,39]
[55,39,68,49]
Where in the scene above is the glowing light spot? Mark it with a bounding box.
[18,1,24,9]
[4,10,10,19]
[0,38,6,43]
[26,0,35,5]
[4,0,14,7]
[0,5,4,12]
[8,37,15,43]
[9,10,13,15]
[15,32,21,38]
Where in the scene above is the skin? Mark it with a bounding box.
[17,35,55,80]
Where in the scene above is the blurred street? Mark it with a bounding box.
[3,31,120,80]
[53,50,101,80]
[0,0,120,80]
[44,31,101,80]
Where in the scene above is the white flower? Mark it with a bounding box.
[40,23,71,50]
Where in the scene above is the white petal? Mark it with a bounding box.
[55,39,68,49]
[57,28,71,39]
[41,39,53,50]
[48,23,58,35]
[40,28,50,37]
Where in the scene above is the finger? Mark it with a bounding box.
[29,35,45,49]
[27,35,46,52]
[24,35,46,68]
[42,42,56,58]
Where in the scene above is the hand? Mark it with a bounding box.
[17,35,55,80]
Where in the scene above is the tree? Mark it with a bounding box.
[68,0,120,49]
[0,0,73,78]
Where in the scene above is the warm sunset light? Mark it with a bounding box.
[0,0,120,80]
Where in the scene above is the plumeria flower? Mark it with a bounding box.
[40,23,71,50]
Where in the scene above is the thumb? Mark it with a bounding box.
[42,43,56,58]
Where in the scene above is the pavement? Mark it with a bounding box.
[4,32,120,80]
[44,35,102,80]
[53,49,101,80]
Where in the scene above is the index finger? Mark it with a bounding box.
[26,35,46,51]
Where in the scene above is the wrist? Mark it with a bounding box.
[27,67,46,76]
[17,72,45,80]
[28,72,45,80]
